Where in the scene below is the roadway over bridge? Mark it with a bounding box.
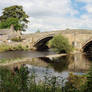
[22,29,92,52]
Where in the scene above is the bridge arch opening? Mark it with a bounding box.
[34,36,53,51]
[83,40,92,53]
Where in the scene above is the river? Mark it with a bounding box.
[0,50,91,81]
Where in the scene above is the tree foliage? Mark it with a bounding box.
[84,66,92,92]
[48,35,73,53]
[0,18,22,31]
[0,5,29,31]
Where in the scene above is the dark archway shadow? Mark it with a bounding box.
[83,41,92,61]
[39,56,70,72]
[34,36,53,51]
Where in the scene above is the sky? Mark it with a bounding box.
[0,0,92,33]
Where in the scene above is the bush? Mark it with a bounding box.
[0,66,89,92]
[0,44,12,52]
[48,35,73,54]
[13,44,29,51]
[0,44,29,52]
[0,66,63,92]
[65,73,87,92]
[0,66,29,92]
[84,66,92,92]
[11,36,23,42]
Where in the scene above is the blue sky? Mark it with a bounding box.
[0,0,92,33]
[71,0,87,18]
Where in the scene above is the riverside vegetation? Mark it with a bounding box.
[11,36,24,42]
[0,35,73,53]
[0,65,92,92]
[0,44,29,52]
[48,35,73,54]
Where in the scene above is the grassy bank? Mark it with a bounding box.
[0,58,49,68]
[0,44,29,52]
[0,58,24,65]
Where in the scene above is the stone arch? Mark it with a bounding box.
[82,38,92,52]
[34,34,54,50]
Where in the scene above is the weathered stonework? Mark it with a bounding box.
[0,27,92,52]
[0,25,21,42]
[22,29,92,52]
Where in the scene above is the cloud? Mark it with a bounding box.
[85,4,92,13]
[0,0,92,33]
[77,0,92,13]
[77,0,92,3]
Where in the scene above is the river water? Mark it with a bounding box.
[0,50,91,81]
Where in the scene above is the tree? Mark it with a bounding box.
[48,35,73,53]
[0,5,29,31]
[0,18,22,31]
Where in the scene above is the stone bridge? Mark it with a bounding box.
[22,29,92,52]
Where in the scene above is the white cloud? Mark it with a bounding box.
[85,4,92,13]
[77,0,92,3]
[0,0,92,33]
[77,0,92,13]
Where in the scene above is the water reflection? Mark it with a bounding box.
[0,51,56,59]
[1,53,91,74]
[39,56,69,72]
[0,50,91,72]
[0,51,92,80]
[39,53,91,72]
[68,54,91,72]
[84,53,92,61]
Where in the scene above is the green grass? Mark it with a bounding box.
[0,66,89,92]
[0,66,63,92]
[0,44,29,52]
[0,58,23,64]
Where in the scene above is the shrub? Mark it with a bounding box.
[65,73,87,92]
[48,35,73,54]
[0,44,29,52]
[84,66,92,92]
[11,36,23,42]
[0,66,63,92]
[0,66,29,92]
[0,66,89,92]
[0,44,12,52]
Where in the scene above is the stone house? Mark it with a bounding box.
[0,25,21,43]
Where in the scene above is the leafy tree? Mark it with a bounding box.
[48,35,73,53]
[0,5,29,31]
[0,18,22,31]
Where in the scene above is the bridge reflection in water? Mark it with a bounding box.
[0,51,92,80]
[39,54,91,72]
[1,51,91,73]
